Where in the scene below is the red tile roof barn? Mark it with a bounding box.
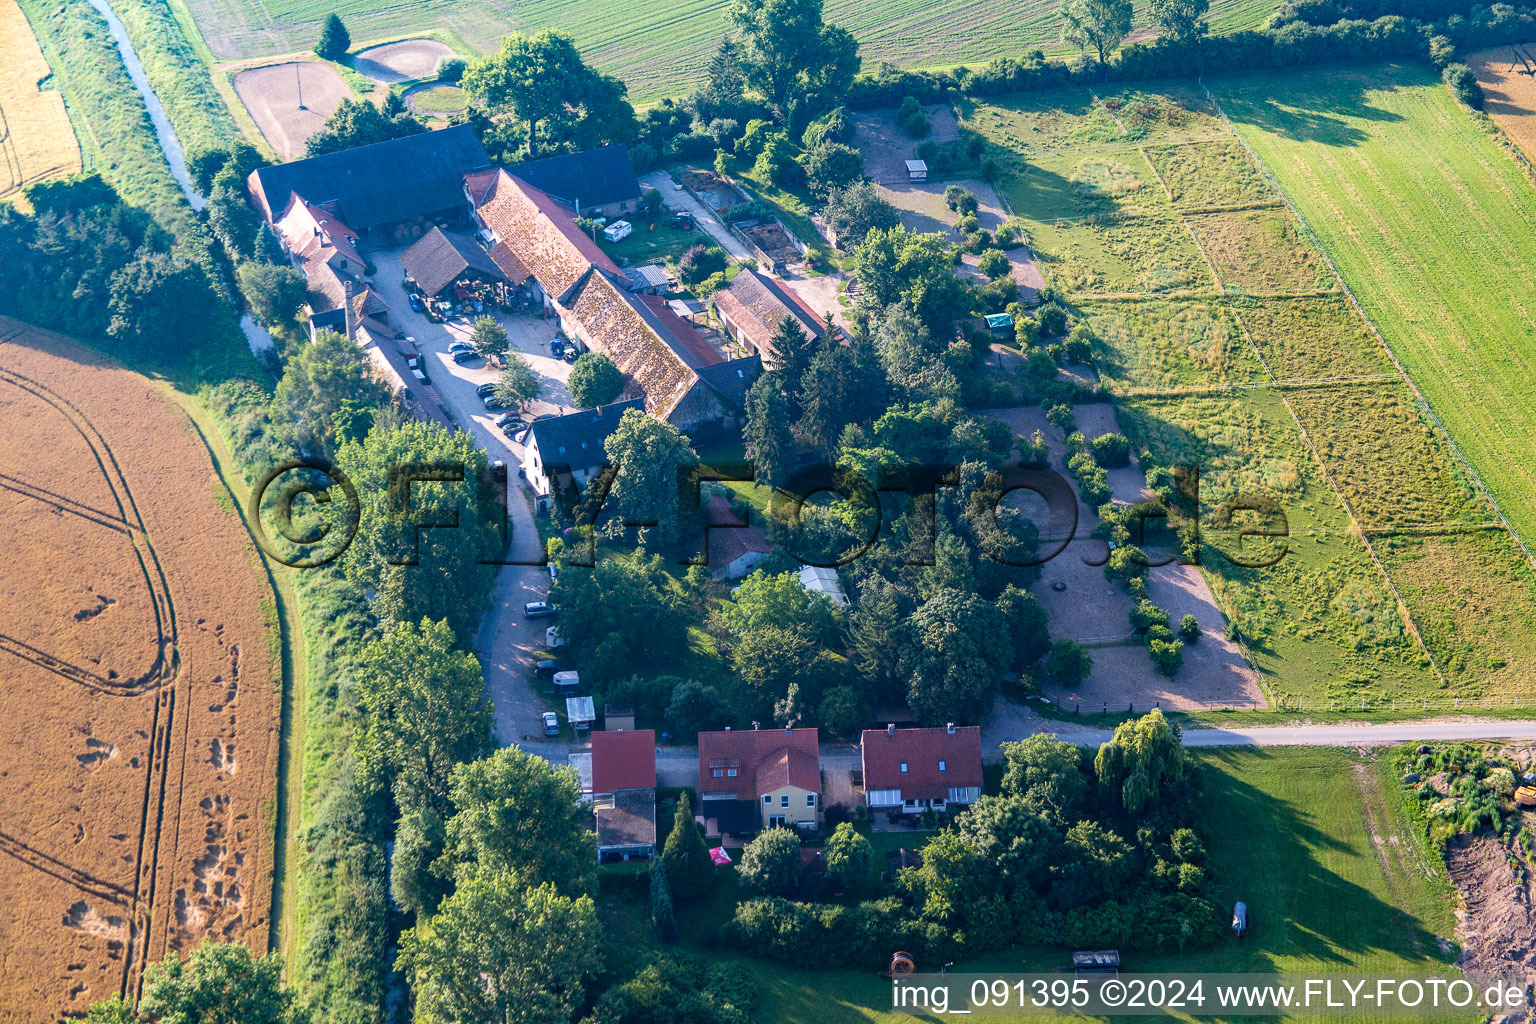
[472,170,620,299]
[590,729,657,795]
[698,727,820,799]
[712,268,826,364]
[860,726,983,801]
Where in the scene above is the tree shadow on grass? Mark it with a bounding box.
[1214,65,1411,148]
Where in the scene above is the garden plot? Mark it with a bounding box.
[0,320,279,1023]
[1085,298,1267,390]
[353,38,452,83]
[1230,295,1396,381]
[1284,383,1490,531]
[1143,139,1274,209]
[1376,530,1536,694]
[1186,207,1333,295]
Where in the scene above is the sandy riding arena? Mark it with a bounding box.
[234,61,349,160]
[1470,44,1536,162]
[0,318,279,1024]
[0,0,81,199]
[353,38,453,83]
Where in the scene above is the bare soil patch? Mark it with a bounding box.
[853,104,959,184]
[234,61,349,160]
[1470,45,1536,163]
[681,169,745,212]
[1446,831,1536,984]
[0,319,279,1023]
[739,219,799,264]
[353,38,453,83]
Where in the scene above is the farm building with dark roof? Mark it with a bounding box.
[503,144,641,218]
[248,125,491,236]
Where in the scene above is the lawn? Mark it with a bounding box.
[601,749,1462,1023]
[1216,62,1536,550]
[177,0,1280,104]
[598,217,703,267]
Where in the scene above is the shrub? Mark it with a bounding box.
[650,861,678,942]
[1149,638,1185,676]
[956,213,980,235]
[1178,614,1201,642]
[1443,63,1483,109]
[1090,432,1131,468]
[977,246,1011,280]
[1017,429,1051,468]
[943,184,976,213]
[898,95,930,137]
[1130,600,1170,634]
[436,55,466,82]
[1045,403,1076,432]
[803,142,865,199]
[739,827,804,896]
[678,244,727,285]
[1047,639,1093,686]
[802,106,852,149]
[1036,303,1069,336]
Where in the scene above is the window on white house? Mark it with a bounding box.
[780,795,789,808]
[938,760,947,773]
[899,762,908,774]
[763,794,771,804]
[806,794,816,807]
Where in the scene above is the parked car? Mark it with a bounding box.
[494,413,526,431]
[562,347,578,363]
[533,412,556,422]
[449,343,475,356]
[533,658,566,675]
[513,427,531,444]
[542,711,560,737]
[491,460,507,481]
[550,338,566,358]
[545,626,565,649]
[476,382,497,397]
[408,294,425,312]
[523,601,557,618]
[453,349,479,365]
[483,394,510,410]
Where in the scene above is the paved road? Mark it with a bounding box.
[639,169,752,261]
[1008,714,1536,751]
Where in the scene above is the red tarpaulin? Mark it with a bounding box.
[709,847,732,866]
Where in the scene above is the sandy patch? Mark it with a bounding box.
[353,38,453,83]
[234,61,349,160]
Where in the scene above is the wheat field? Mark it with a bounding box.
[0,0,81,200]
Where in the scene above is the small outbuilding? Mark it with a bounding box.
[401,226,508,299]
[566,695,597,734]
[905,159,928,182]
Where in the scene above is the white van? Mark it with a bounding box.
[552,670,579,692]
[546,625,565,649]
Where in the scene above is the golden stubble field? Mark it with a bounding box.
[0,318,279,1023]
[0,0,81,199]
[1470,44,1536,161]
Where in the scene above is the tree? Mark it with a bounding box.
[1444,63,1484,109]
[398,869,601,1024]
[1060,0,1133,66]
[846,575,910,694]
[1058,819,1135,903]
[138,942,306,1024]
[996,585,1051,667]
[678,244,727,285]
[728,0,861,117]
[1149,637,1184,676]
[439,745,597,895]
[723,568,839,643]
[752,131,803,190]
[897,95,930,137]
[853,226,973,338]
[1000,735,1087,823]
[107,249,224,362]
[823,822,874,891]
[488,354,538,411]
[392,802,450,918]
[314,13,349,60]
[552,554,690,678]
[650,859,679,941]
[304,98,424,157]
[1094,708,1185,815]
[469,315,508,359]
[802,141,864,199]
[817,685,867,738]
[743,372,795,487]
[1045,638,1093,688]
[770,314,818,392]
[236,262,307,328]
[739,826,803,895]
[899,590,1012,724]
[665,680,732,739]
[662,791,713,897]
[463,31,636,157]
[1149,0,1209,41]
[955,795,1056,889]
[567,351,624,407]
[354,618,491,808]
[799,333,890,457]
[437,55,467,82]
[977,248,1011,280]
[270,328,388,454]
[822,180,899,247]
[603,409,700,543]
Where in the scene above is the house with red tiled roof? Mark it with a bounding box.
[273,192,398,339]
[697,727,820,834]
[582,729,657,864]
[711,268,826,369]
[591,729,656,796]
[468,168,752,432]
[860,724,983,817]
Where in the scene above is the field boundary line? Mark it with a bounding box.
[1138,144,1227,293]
[1118,373,1400,398]
[1178,198,1287,215]
[1201,76,1536,574]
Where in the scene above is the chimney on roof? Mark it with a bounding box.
[946,722,956,734]
[785,726,792,735]
[886,723,896,735]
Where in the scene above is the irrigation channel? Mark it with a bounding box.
[84,0,277,357]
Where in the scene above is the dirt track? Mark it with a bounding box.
[0,319,278,1023]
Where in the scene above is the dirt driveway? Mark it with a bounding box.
[987,402,1264,711]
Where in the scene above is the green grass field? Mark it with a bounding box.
[1216,63,1536,551]
[180,0,1278,105]
[600,749,1462,1024]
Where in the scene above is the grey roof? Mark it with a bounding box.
[697,355,763,408]
[528,399,645,470]
[251,125,490,229]
[623,264,671,289]
[702,797,761,835]
[566,695,597,723]
[596,787,657,850]
[504,144,641,211]
[401,227,507,296]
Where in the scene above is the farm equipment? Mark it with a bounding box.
[1515,786,1536,808]
[1072,950,1120,979]
[887,952,916,977]
[1232,901,1249,938]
